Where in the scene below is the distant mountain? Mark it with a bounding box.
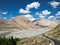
[0,16,58,30]
[0,18,7,27]
[54,24,60,29]
[0,18,11,28]
[32,19,58,29]
[56,20,60,24]
[0,18,18,29]
[44,24,60,40]
[11,16,39,30]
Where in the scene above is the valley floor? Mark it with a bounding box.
[0,28,52,38]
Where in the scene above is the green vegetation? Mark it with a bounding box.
[45,24,60,40]
[0,37,19,45]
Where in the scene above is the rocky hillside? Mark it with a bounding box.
[0,16,58,30]
[17,35,52,45]
[33,19,58,29]
[0,18,18,29]
[11,16,40,30]
[45,24,60,40]
[0,18,7,27]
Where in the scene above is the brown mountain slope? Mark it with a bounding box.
[0,18,18,29]
[0,18,10,28]
[56,20,60,24]
[0,16,58,30]
[11,16,39,30]
[0,18,7,27]
[33,19,58,28]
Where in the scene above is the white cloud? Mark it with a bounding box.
[24,14,35,21]
[26,2,40,10]
[48,16,54,19]
[19,2,40,14]
[35,12,45,19]
[19,2,40,21]
[35,10,51,19]
[24,14,33,18]
[39,15,45,19]
[9,15,13,18]
[35,12,41,16]
[56,11,60,16]
[3,17,7,19]
[48,16,57,21]
[11,17,16,19]
[2,11,8,14]
[9,15,12,17]
[42,10,51,15]
[55,11,60,19]
[49,1,60,8]
[36,10,51,16]
[48,11,60,21]
[19,9,30,14]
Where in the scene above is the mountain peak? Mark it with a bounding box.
[11,16,39,30]
[0,16,58,30]
[33,18,58,29]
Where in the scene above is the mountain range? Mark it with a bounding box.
[0,16,58,30]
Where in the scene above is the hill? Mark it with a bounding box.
[33,19,58,29]
[44,24,60,40]
[0,16,58,30]
[11,16,39,30]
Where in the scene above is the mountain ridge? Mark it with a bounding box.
[0,16,58,30]
[32,18,58,28]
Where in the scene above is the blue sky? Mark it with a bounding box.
[0,0,60,21]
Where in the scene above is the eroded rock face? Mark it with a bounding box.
[0,16,58,30]
[0,18,7,27]
[0,18,18,29]
[33,19,58,28]
[0,16,39,30]
[11,16,39,30]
